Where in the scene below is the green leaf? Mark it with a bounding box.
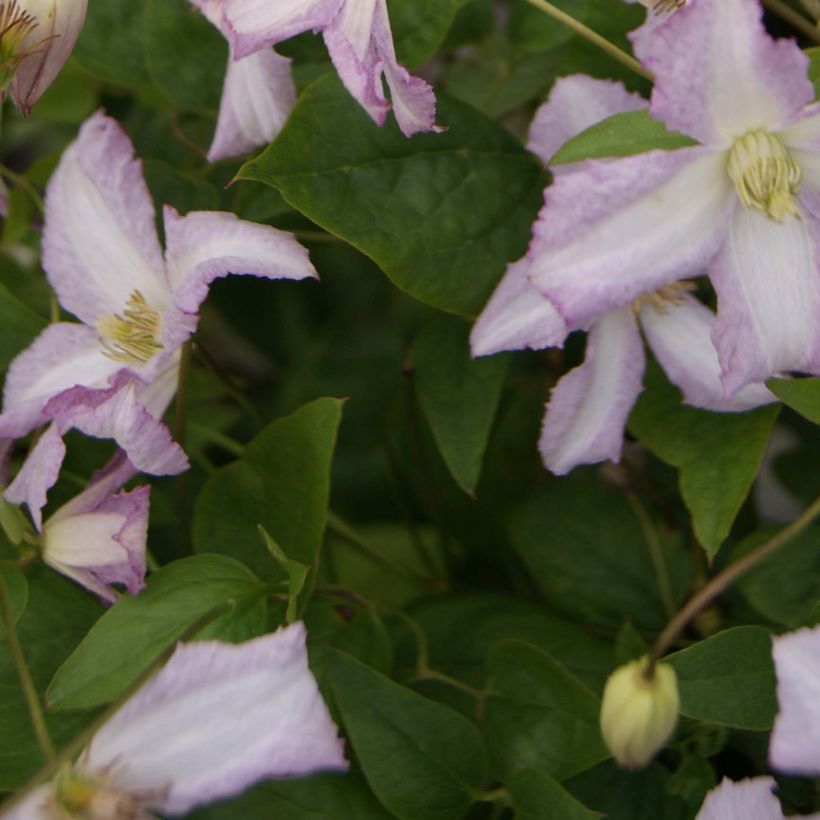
[0,567,100,788]
[629,365,779,557]
[328,648,488,820]
[387,0,473,66]
[413,316,509,494]
[666,626,777,731]
[258,526,310,624]
[510,475,690,631]
[0,564,28,634]
[767,376,820,424]
[47,554,267,710]
[0,282,47,374]
[192,398,344,584]
[808,47,820,98]
[509,770,601,820]
[143,0,224,114]
[507,0,590,53]
[239,74,544,316]
[483,640,608,781]
[551,110,697,165]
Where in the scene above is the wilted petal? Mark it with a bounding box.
[42,111,169,327]
[208,47,296,162]
[527,74,645,165]
[224,0,344,58]
[530,147,733,328]
[0,323,121,441]
[769,625,820,776]
[639,0,813,146]
[84,623,347,815]
[695,777,792,820]
[711,206,820,395]
[12,0,89,114]
[539,307,645,475]
[638,293,776,411]
[470,258,567,357]
[161,206,317,353]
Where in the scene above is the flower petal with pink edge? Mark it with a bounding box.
[0,784,53,820]
[695,777,794,820]
[539,307,645,475]
[710,206,820,396]
[769,625,820,776]
[42,111,169,327]
[527,75,645,166]
[470,258,567,357]
[224,0,344,59]
[638,0,813,146]
[83,623,347,815]
[208,47,296,162]
[529,147,733,328]
[161,206,317,353]
[638,293,776,411]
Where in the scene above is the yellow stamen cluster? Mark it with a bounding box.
[51,766,156,820]
[727,130,801,222]
[632,280,695,316]
[0,0,37,89]
[97,291,163,366]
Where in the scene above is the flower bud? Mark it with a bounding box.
[5,0,88,114]
[599,655,680,769]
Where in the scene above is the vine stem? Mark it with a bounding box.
[646,493,820,676]
[524,0,653,81]
[0,573,55,762]
[763,0,820,42]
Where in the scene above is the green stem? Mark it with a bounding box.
[647,493,820,675]
[188,423,246,458]
[524,0,653,80]
[0,573,55,763]
[194,343,265,425]
[763,0,820,41]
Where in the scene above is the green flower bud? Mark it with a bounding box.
[599,655,680,769]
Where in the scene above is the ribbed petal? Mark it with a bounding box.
[539,307,645,475]
[470,258,567,357]
[638,293,776,411]
[695,778,789,820]
[769,625,820,776]
[84,623,347,815]
[42,111,169,326]
[530,147,733,328]
[711,206,820,395]
[527,74,645,165]
[161,206,317,354]
[224,0,344,58]
[208,47,296,162]
[0,323,122,441]
[640,0,813,146]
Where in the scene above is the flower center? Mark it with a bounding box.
[643,0,685,14]
[97,291,163,366]
[727,130,801,222]
[51,766,157,820]
[0,0,38,88]
[632,281,695,315]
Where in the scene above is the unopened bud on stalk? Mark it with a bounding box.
[599,655,680,769]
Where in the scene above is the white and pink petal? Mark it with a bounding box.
[695,777,792,820]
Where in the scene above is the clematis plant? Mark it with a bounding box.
[2,623,348,818]
[0,110,318,519]
[695,777,820,820]
[188,0,296,161]
[471,75,773,475]
[526,0,820,397]
[222,0,439,137]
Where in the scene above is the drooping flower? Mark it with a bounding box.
[1,0,88,114]
[471,75,773,475]
[222,0,439,137]
[0,110,318,519]
[695,777,820,819]
[769,624,820,776]
[2,623,348,818]
[525,0,820,397]
[189,0,296,161]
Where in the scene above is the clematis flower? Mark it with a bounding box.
[0,110,318,519]
[769,624,820,776]
[526,0,820,397]
[38,451,147,604]
[2,623,348,818]
[1,0,88,114]
[471,75,773,475]
[695,777,820,819]
[189,0,296,161]
[222,0,439,137]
